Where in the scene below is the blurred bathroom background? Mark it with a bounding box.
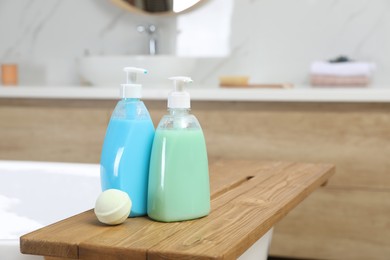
[0,0,389,87]
[1,1,390,260]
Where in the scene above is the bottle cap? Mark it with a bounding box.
[121,67,147,99]
[168,76,193,109]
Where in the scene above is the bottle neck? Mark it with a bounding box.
[122,97,140,102]
[168,108,190,116]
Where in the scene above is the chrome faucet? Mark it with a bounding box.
[137,24,157,55]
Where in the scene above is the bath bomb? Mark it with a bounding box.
[94,189,131,225]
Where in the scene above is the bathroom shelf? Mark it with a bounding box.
[20,159,334,259]
[0,85,389,102]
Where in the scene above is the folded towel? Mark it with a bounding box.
[310,61,376,77]
[311,74,370,87]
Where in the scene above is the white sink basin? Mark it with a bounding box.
[78,55,226,87]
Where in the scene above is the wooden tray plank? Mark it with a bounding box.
[20,160,334,260]
[147,163,334,259]
[77,161,287,259]
[20,210,104,258]
[209,160,287,199]
[21,160,272,258]
[78,163,333,259]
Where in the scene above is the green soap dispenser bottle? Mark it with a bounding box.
[147,76,210,222]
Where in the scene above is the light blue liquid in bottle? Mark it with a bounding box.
[100,67,155,217]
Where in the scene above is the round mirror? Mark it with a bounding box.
[110,0,204,16]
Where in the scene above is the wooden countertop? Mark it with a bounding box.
[20,160,334,259]
[1,86,390,103]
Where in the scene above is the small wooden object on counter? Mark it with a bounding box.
[220,83,294,89]
[20,159,334,260]
[219,75,250,86]
[1,64,18,86]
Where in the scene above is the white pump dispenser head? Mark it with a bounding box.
[168,76,193,109]
[121,67,148,99]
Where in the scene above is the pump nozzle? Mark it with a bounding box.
[168,76,193,109]
[121,67,148,99]
[169,76,193,91]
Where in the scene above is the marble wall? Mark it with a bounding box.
[0,0,389,86]
[0,0,177,85]
[220,0,390,87]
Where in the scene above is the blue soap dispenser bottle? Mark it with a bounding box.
[100,67,155,217]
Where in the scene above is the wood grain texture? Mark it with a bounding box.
[270,187,390,260]
[20,210,106,259]
[45,257,74,260]
[20,160,334,260]
[1,99,389,189]
[190,101,390,190]
[0,99,113,163]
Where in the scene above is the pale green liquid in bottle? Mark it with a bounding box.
[148,129,210,222]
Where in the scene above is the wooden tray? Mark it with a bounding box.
[21,159,334,260]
